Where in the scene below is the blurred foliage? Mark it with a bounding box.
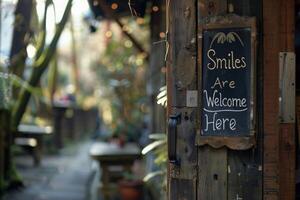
[156,85,167,107]
[11,0,73,129]
[142,85,168,198]
[0,71,46,110]
[92,18,149,142]
[0,73,11,110]
[142,133,167,197]
[0,0,73,191]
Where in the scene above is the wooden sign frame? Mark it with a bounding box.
[196,15,257,150]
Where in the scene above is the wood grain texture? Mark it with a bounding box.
[278,1,295,199]
[263,0,295,199]
[263,0,280,198]
[226,1,263,200]
[198,147,227,200]
[170,178,196,200]
[279,124,295,200]
[169,108,197,180]
[167,0,198,198]
[196,136,256,150]
[197,1,228,200]
[167,0,197,108]
[279,52,295,123]
[228,150,262,200]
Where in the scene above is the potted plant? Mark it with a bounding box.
[118,172,144,200]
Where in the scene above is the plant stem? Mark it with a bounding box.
[11,0,73,129]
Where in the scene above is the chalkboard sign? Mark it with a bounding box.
[201,27,252,136]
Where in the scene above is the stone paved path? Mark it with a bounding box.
[3,141,95,200]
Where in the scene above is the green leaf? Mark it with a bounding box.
[142,140,166,155]
[159,85,166,91]
[156,89,166,99]
[149,133,166,140]
[154,152,167,164]
[143,170,164,182]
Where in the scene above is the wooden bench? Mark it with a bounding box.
[14,124,53,166]
[90,142,141,200]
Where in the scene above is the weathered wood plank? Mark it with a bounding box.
[167,0,198,198]
[226,1,263,200]
[227,150,262,200]
[167,0,197,108]
[279,52,295,123]
[278,0,295,199]
[297,97,300,147]
[169,108,197,180]
[279,124,295,200]
[263,0,281,198]
[170,178,196,200]
[197,1,228,200]
[198,147,227,200]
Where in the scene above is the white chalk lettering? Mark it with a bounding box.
[207,49,246,70]
[204,113,237,131]
[211,77,236,89]
[204,90,247,108]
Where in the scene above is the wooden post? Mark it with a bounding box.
[263,0,295,199]
[167,0,198,199]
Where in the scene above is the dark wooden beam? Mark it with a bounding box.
[263,0,295,199]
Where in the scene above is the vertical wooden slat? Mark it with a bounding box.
[279,124,295,199]
[263,0,295,199]
[168,108,198,199]
[263,0,295,200]
[167,0,197,108]
[198,147,227,200]
[278,0,295,199]
[226,1,263,200]
[227,150,262,200]
[172,108,197,180]
[170,178,196,200]
[167,0,198,198]
[197,1,228,200]
[263,0,280,197]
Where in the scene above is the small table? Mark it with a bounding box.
[14,124,53,166]
[90,142,141,199]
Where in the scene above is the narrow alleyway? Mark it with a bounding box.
[2,141,95,200]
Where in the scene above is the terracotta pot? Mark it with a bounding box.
[118,180,143,200]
